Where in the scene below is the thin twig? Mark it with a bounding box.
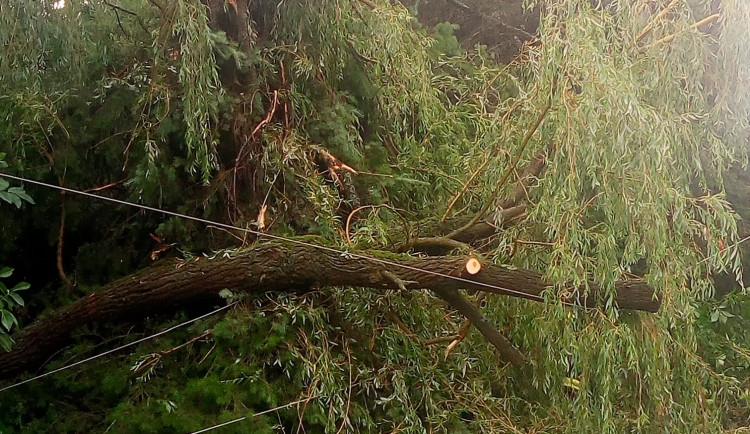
[385,310,417,338]
[82,179,126,193]
[132,329,212,375]
[335,344,353,434]
[198,343,215,365]
[654,13,721,45]
[381,270,418,293]
[57,198,70,288]
[57,186,75,291]
[103,0,149,34]
[634,0,679,43]
[441,158,492,223]
[356,0,378,10]
[514,239,554,247]
[422,335,460,346]
[280,59,290,127]
[232,90,278,202]
[112,7,129,37]
[345,205,392,244]
[147,0,167,14]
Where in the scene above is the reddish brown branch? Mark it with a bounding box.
[132,329,213,376]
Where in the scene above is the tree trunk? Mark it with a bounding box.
[0,242,659,379]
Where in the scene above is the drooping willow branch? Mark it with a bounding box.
[447,98,552,240]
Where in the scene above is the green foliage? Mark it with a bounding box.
[173,0,223,182]
[0,294,521,432]
[1,0,750,432]
[0,156,33,209]
[695,293,750,425]
[429,22,462,58]
[0,153,32,352]
[0,267,30,351]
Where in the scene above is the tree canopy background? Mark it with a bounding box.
[1,0,750,432]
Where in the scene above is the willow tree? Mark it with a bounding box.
[1,0,749,432]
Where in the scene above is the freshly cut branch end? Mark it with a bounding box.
[466,257,482,275]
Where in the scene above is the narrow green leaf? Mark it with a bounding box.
[12,282,30,291]
[14,191,34,204]
[9,293,23,307]
[1,310,13,331]
[7,187,34,204]
[0,267,12,278]
[710,310,720,323]
[0,191,21,208]
[0,333,13,352]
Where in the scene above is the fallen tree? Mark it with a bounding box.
[0,241,659,379]
[3,0,749,430]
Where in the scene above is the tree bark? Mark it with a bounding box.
[0,242,659,379]
[431,287,527,368]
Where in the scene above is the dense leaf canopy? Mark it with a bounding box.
[1,0,750,432]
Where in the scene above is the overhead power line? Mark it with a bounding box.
[188,397,316,434]
[0,172,550,302]
[0,302,236,393]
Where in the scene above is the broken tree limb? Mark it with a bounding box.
[0,241,659,379]
[410,148,546,254]
[447,99,552,241]
[407,205,527,255]
[432,287,526,368]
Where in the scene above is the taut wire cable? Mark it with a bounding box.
[0,302,236,392]
[0,172,550,302]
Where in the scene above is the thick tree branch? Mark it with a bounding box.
[432,287,526,368]
[0,242,659,379]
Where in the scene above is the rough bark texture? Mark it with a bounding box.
[0,242,659,379]
[431,287,527,368]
